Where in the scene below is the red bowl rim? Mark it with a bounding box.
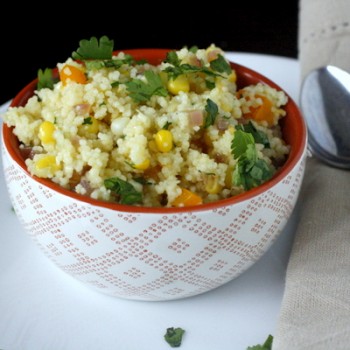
[2,48,307,214]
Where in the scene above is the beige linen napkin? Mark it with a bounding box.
[272,1,350,349]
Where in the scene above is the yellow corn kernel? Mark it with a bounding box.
[228,71,237,83]
[134,158,150,170]
[204,175,222,194]
[167,75,190,95]
[82,117,100,134]
[154,130,173,153]
[39,121,56,144]
[228,126,235,134]
[35,155,61,172]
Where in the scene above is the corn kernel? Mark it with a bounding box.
[134,158,150,170]
[39,121,56,144]
[228,126,235,134]
[167,75,190,95]
[204,175,222,194]
[35,155,61,172]
[82,117,100,134]
[154,130,173,152]
[228,71,237,83]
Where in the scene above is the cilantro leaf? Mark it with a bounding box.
[247,334,273,350]
[72,36,114,60]
[37,68,58,90]
[209,54,232,75]
[164,51,181,66]
[231,130,255,159]
[164,327,185,348]
[125,70,168,102]
[231,130,273,190]
[204,99,219,128]
[163,51,223,80]
[236,121,270,148]
[104,177,142,205]
[189,45,199,53]
[82,117,92,125]
[85,55,134,70]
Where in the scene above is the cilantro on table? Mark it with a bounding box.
[247,334,273,350]
[125,70,168,102]
[231,129,273,191]
[164,327,185,348]
[104,177,142,205]
[37,68,58,90]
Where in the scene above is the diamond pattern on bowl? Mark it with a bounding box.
[1,142,307,300]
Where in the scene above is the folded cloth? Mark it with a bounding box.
[273,0,350,349]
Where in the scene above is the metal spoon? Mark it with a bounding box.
[300,65,350,169]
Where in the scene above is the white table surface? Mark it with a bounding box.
[0,52,301,350]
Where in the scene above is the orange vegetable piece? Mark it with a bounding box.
[172,188,203,207]
[60,64,87,85]
[245,95,275,126]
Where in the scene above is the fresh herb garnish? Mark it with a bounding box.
[162,121,172,130]
[163,51,223,80]
[231,130,273,190]
[204,99,219,128]
[236,121,270,148]
[125,70,168,102]
[164,327,185,348]
[247,334,273,350]
[72,36,114,60]
[37,68,58,90]
[133,177,152,185]
[209,54,232,75]
[84,55,134,70]
[104,177,142,205]
[82,117,92,125]
[189,45,199,53]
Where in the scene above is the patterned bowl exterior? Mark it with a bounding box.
[1,140,307,300]
[0,49,308,300]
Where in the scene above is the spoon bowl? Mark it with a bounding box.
[300,65,350,169]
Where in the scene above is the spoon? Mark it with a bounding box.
[300,65,350,169]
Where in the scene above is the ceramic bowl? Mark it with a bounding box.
[1,49,307,301]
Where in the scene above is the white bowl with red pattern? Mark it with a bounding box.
[1,49,307,301]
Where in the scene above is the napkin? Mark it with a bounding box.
[272,1,350,349]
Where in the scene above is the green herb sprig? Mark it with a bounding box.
[125,70,168,102]
[164,327,185,348]
[37,68,58,90]
[231,130,273,190]
[104,177,142,205]
[247,334,273,350]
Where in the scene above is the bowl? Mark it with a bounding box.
[1,48,307,301]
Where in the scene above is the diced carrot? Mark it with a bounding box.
[245,95,275,126]
[172,188,203,207]
[60,64,87,85]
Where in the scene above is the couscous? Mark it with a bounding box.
[3,36,290,207]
